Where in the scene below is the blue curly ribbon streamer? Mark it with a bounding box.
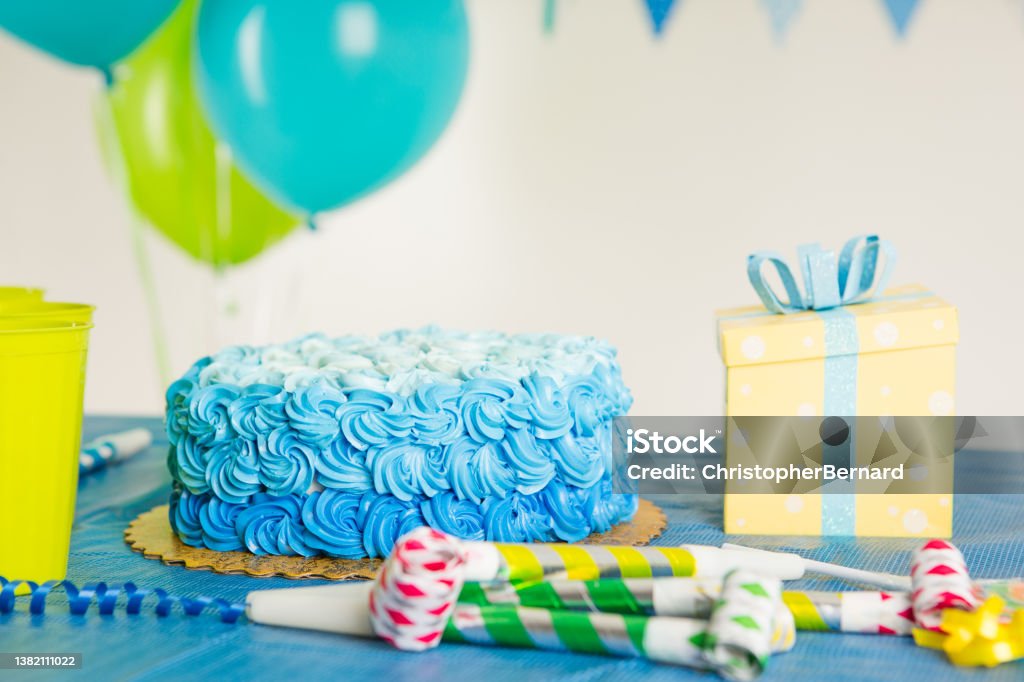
[79,441,117,476]
[747,234,895,314]
[0,576,244,624]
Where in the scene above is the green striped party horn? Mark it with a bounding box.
[460,577,794,648]
[444,603,792,671]
[459,577,915,635]
[704,570,788,681]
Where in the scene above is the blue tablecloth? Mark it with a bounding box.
[3,416,1023,681]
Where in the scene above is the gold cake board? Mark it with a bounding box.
[125,499,666,581]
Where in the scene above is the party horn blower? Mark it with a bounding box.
[79,428,152,477]
[247,540,809,631]
[445,602,791,676]
[457,541,805,584]
[247,530,795,676]
[783,590,915,635]
[910,539,983,631]
[368,527,466,651]
[460,577,915,636]
[368,530,797,657]
[703,571,791,681]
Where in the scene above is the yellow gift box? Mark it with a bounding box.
[716,281,958,537]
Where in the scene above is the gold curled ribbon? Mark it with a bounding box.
[913,596,1024,667]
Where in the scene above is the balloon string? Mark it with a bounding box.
[213,144,233,266]
[130,215,173,386]
[251,152,275,345]
[544,0,558,34]
[274,218,316,339]
[95,90,172,386]
[0,576,244,624]
[208,143,231,350]
[282,225,312,337]
[251,258,273,345]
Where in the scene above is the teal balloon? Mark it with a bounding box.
[0,0,180,72]
[194,0,469,215]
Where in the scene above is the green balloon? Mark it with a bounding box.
[102,0,298,266]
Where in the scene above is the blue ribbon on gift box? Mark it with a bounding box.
[745,235,897,535]
[747,234,896,315]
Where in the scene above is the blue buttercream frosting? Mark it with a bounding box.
[187,384,239,446]
[314,438,373,491]
[301,489,366,558]
[286,382,346,448]
[543,432,605,489]
[166,327,634,558]
[174,436,208,494]
[408,384,463,445]
[501,428,556,494]
[481,491,555,542]
[366,439,450,502]
[169,487,203,546]
[257,427,316,497]
[338,389,413,450]
[582,478,623,534]
[359,492,425,558]
[200,497,245,551]
[206,438,261,503]
[459,379,531,443]
[228,384,287,440]
[447,438,516,504]
[165,378,195,447]
[421,491,485,541]
[235,493,313,556]
[521,374,574,439]
[539,479,591,542]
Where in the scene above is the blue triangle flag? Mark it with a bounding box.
[643,0,680,36]
[760,0,804,42]
[881,0,921,37]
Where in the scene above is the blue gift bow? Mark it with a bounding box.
[746,235,896,314]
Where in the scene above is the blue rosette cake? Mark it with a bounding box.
[166,328,636,559]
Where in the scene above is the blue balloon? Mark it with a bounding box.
[0,0,180,73]
[194,0,469,215]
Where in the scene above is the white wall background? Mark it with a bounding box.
[1,0,1023,416]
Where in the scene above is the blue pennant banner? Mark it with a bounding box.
[881,0,921,37]
[542,0,928,42]
[760,0,804,42]
[643,0,680,36]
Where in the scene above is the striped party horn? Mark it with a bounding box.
[444,603,793,673]
[783,590,915,635]
[79,428,152,477]
[460,577,915,636]
[247,529,797,674]
[369,527,466,651]
[704,570,790,681]
[910,539,983,631]
[247,537,804,632]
